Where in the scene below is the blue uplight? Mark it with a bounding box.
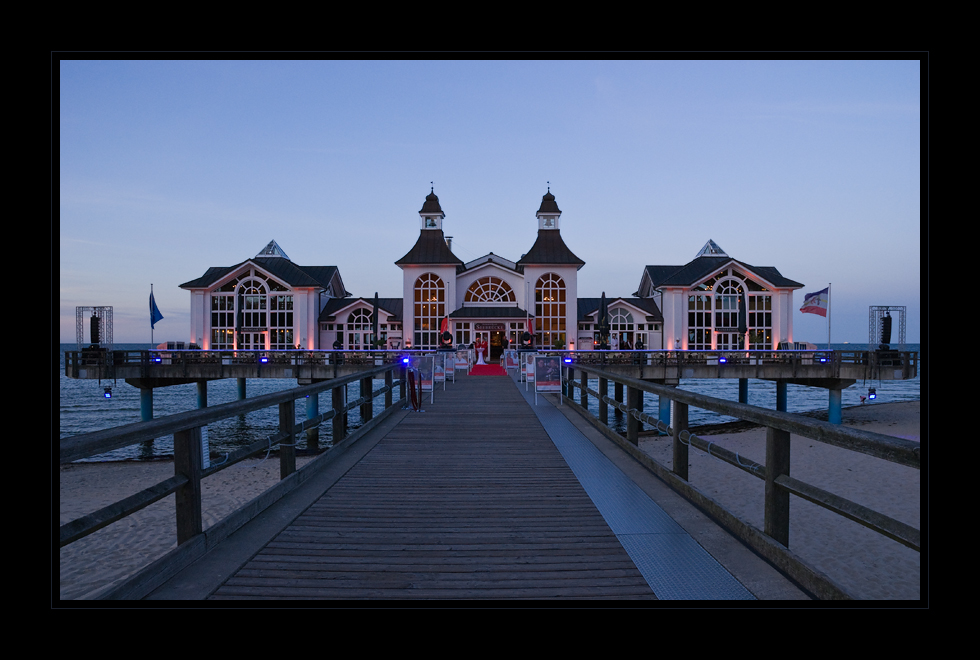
[259,356,269,363]
[563,357,573,363]
[868,388,876,400]
[719,356,727,364]
[103,387,112,398]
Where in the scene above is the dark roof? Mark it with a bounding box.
[537,190,561,215]
[642,257,803,290]
[419,189,444,216]
[395,229,464,267]
[516,230,585,269]
[179,258,345,292]
[318,297,403,323]
[577,297,663,323]
[449,306,530,319]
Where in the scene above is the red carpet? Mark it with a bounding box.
[470,364,507,376]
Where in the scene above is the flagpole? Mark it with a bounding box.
[151,283,154,348]
[828,282,832,350]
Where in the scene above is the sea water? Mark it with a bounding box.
[58,343,920,462]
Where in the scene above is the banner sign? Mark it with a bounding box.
[434,354,446,382]
[475,323,505,331]
[504,350,519,370]
[455,350,469,370]
[419,355,434,391]
[534,356,562,392]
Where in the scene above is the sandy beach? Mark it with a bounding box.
[59,400,921,602]
[638,400,922,600]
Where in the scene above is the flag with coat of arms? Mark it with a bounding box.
[800,287,829,317]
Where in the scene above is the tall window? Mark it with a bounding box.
[748,295,772,349]
[688,293,712,350]
[714,280,742,329]
[269,294,294,349]
[210,294,235,349]
[534,273,566,349]
[414,273,445,349]
[465,276,516,303]
[347,309,375,350]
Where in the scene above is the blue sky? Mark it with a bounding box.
[59,59,922,345]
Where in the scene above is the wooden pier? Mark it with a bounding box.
[206,375,657,599]
[61,354,919,601]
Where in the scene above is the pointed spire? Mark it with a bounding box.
[695,239,728,258]
[256,240,290,260]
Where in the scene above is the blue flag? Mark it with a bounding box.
[150,290,164,328]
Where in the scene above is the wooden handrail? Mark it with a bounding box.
[60,363,406,551]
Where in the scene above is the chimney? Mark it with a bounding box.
[446,236,453,250]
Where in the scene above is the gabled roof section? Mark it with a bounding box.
[318,297,403,323]
[178,258,348,294]
[463,252,519,273]
[640,256,803,291]
[449,306,530,318]
[577,297,663,323]
[516,230,585,269]
[395,229,464,267]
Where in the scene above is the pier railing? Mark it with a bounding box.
[59,362,407,598]
[568,348,917,373]
[561,364,920,600]
[65,348,415,374]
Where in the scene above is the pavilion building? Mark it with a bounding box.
[634,240,804,351]
[178,192,803,357]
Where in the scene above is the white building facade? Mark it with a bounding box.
[395,188,585,359]
[634,240,803,351]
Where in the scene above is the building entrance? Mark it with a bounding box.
[490,331,505,360]
[716,332,743,351]
[240,332,266,350]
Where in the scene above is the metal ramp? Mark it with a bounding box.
[517,381,754,600]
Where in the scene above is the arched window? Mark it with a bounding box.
[465,276,516,303]
[414,273,445,349]
[534,273,566,348]
[346,308,374,350]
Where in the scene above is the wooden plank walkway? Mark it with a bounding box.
[210,371,657,599]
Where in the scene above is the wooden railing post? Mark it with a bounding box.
[385,368,393,409]
[626,385,641,446]
[173,426,203,545]
[672,400,689,481]
[279,399,296,479]
[333,384,346,443]
[765,426,791,546]
[598,375,608,425]
[580,369,588,409]
[361,376,374,423]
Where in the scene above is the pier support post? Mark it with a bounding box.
[196,381,207,409]
[776,381,787,413]
[140,387,153,422]
[829,388,842,425]
[237,378,247,400]
[739,378,748,404]
[672,400,689,481]
[765,426,791,547]
[659,390,671,434]
[598,376,608,425]
[306,392,320,453]
[580,370,588,409]
[614,381,624,417]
